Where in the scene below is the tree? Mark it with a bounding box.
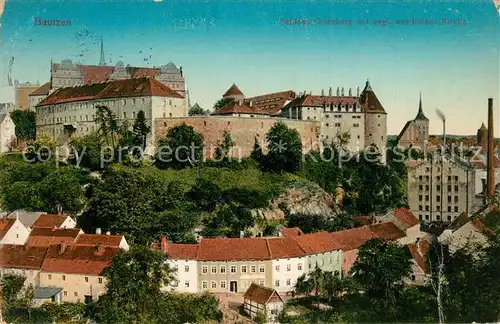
[213,131,235,165]
[186,178,223,212]
[91,246,175,323]
[351,238,412,319]
[201,202,254,238]
[24,133,56,163]
[265,121,303,173]
[250,136,264,164]
[133,110,151,150]
[95,105,119,147]
[188,104,209,116]
[10,110,36,141]
[155,123,204,170]
[213,97,234,111]
[69,133,111,171]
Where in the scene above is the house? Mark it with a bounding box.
[331,226,377,274]
[406,235,433,285]
[439,215,489,254]
[377,208,422,244]
[0,244,48,288]
[158,237,198,293]
[0,217,30,245]
[39,243,120,303]
[75,233,129,251]
[7,210,46,229]
[26,227,82,247]
[243,283,284,322]
[278,227,304,238]
[0,112,15,152]
[31,214,76,229]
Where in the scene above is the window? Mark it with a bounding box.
[437,185,441,191]
[250,265,256,273]
[202,266,208,274]
[419,214,422,221]
[122,99,126,105]
[275,265,280,272]
[448,176,451,181]
[123,112,127,119]
[419,176,423,181]
[259,265,265,273]
[448,185,452,191]
[259,280,264,285]
[455,196,458,203]
[98,278,103,284]
[436,215,441,220]
[448,216,452,221]
[437,206,441,211]
[64,291,67,296]
[221,281,227,289]
[211,281,217,289]
[455,206,459,212]
[425,205,429,211]
[275,280,280,287]
[419,205,422,211]
[425,185,429,191]
[455,185,459,191]
[74,292,78,297]
[334,123,341,127]
[132,111,136,118]
[185,281,190,288]
[455,176,458,181]
[132,99,136,105]
[448,196,452,203]
[425,215,429,220]
[325,123,329,127]
[437,195,440,202]
[419,185,423,191]
[211,266,217,274]
[220,266,226,274]
[425,195,429,201]
[231,265,237,273]
[448,206,452,212]
[62,275,66,281]
[286,264,291,271]
[185,265,190,272]
[241,265,247,273]
[298,264,302,271]
[85,277,88,282]
[286,279,291,286]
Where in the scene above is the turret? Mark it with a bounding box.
[361,79,387,164]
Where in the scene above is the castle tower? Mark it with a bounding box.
[360,79,387,164]
[413,92,429,149]
[99,37,106,66]
[222,83,245,101]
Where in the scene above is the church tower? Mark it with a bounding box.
[99,37,106,66]
[360,79,387,164]
[414,93,429,149]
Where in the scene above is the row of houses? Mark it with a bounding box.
[153,208,430,295]
[0,211,128,304]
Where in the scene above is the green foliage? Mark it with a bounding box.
[286,212,354,234]
[0,160,90,214]
[213,97,234,111]
[95,105,119,147]
[155,123,204,169]
[80,166,199,244]
[133,110,151,150]
[213,131,235,166]
[300,152,341,194]
[351,238,412,320]
[201,202,255,238]
[265,121,303,173]
[1,274,25,308]
[188,105,209,116]
[69,133,111,171]
[24,133,56,163]
[254,310,267,324]
[10,109,36,141]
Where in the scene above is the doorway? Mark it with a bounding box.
[229,281,237,293]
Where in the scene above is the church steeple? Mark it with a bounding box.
[99,37,106,66]
[415,92,428,121]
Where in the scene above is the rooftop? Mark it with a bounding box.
[27,227,81,247]
[243,283,283,305]
[32,214,70,228]
[0,245,48,269]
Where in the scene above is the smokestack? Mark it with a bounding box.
[436,109,446,152]
[487,98,495,199]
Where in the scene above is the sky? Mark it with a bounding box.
[0,0,498,135]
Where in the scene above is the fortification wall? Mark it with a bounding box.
[154,116,319,159]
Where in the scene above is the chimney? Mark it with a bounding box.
[329,87,332,96]
[336,87,340,96]
[106,231,111,236]
[341,87,345,96]
[487,98,495,199]
[59,242,67,254]
[321,89,324,96]
[249,101,253,107]
[96,228,101,235]
[357,86,360,97]
[348,88,352,96]
[240,230,244,238]
[161,236,167,253]
[443,119,446,152]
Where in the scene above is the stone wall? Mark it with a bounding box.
[154,116,319,159]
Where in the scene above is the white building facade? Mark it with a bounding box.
[0,113,15,153]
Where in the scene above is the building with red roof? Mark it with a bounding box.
[0,244,48,287]
[243,283,284,322]
[26,227,82,247]
[75,233,129,251]
[31,214,76,229]
[35,76,187,148]
[378,208,423,245]
[0,216,30,245]
[39,243,120,303]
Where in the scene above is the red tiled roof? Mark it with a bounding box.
[37,77,183,107]
[329,226,377,251]
[267,237,306,259]
[407,243,430,274]
[27,227,81,247]
[279,227,304,238]
[41,244,120,275]
[292,231,342,254]
[405,160,423,168]
[360,82,386,113]
[0,245,48,269]
[29,82,51,96]
[0,218,16,240]
[245,90,296,114]
[284,94,360,110]
[472,217,487,234]
[75,234,124,248]
[223,84,244,97]
[392,208,419,228]
[129,67,160,79]
[243,283,283,304]
[368,222,406,240]
[32,214,68,228]
[197,238,271,261]
[164,242,199,260]
[80,66,115,84]
[212,101,270,116]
